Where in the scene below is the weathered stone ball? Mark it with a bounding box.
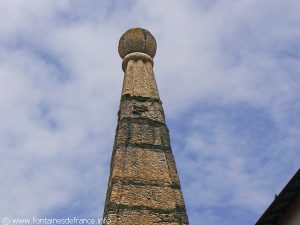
[118,28,157,59]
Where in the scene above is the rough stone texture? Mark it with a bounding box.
[122,60,160,99]
[118,28,157,59]
[109,184,184,210]
[103,28,189,225]
[114,119,170,148]
[106,210,188,225]
[111,147,173,184]
[119,97,165,123]
[130,122,169,147]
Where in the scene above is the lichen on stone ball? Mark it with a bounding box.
[118,28,157,59]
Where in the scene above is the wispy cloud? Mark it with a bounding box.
[0,0,299,224]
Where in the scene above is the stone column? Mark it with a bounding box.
[103,28,189,225]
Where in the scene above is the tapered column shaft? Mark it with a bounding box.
[103,28,189,225]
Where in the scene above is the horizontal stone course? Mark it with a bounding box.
[106,208,188,225]
[111,177,181,189]
[122,60,160,99]
[109,184,184,210]
[111,147,177,185]
[119,98,165,123]
[115,119,170,148]
[121,94,161,103]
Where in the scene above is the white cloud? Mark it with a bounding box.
[0,0,299,224]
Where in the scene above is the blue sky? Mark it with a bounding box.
[0,1,299,224]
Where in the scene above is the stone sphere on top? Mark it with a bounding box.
[118,28,157,59]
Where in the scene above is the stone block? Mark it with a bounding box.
[106,209,188,225]
[122,60,160,99]
[119,99,165,123]
[130,123,169,147]
[109,184,184,210]
[111,147,172,184]
[115,122,129,145]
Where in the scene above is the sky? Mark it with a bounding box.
[0,0,299,224]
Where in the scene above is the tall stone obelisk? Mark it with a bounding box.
[103,28,189,225]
